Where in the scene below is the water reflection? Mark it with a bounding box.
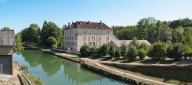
[14,50,127,85]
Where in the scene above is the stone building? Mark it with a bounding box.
[0,30,14,74]
[63,21,116,51]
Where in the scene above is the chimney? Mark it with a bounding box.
[76,21,79,28]
[100,21,102,25]
[88,21,90,24]
[68,22,70,26]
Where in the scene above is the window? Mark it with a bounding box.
[83,36,86,41]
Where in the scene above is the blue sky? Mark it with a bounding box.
[0,0,192,33]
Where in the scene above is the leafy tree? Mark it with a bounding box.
[97,44,109,57]
[2,27,11,30]
[14,33,24,53]
[183,27,192,47]
[80,45,91,57]
[181,18,192,27]
[108,44,116,58]
[41,21,62,47]
[167,43,183,61]
[114,48,121,58]
[47,36,57,48]
[138,43,148,51]
[137,17,156,40]
[120,44,127,57]
[148,42,168,60]
[138,49,146,60]
[157,24,172,42]
[90,46,98,56]
[126,45,138,61]
[130,37,140,47]
[169,19,182,29]
[113,26,137,40]
[21,24,40,44]
[172,27,184,43]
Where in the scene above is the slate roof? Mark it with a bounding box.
[111,40,151,47]
[65,21,111,30]
[0,30,14,46]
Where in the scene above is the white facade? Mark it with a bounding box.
[64,28,113,51]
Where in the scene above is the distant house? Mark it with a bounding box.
[109,40,151,48]
[63,21,117,51]
[0,30,14,75]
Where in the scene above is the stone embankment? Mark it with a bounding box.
[44,49,172,85]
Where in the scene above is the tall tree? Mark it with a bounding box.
[14,33,24,53]
[157,24,172,42]
[40,21,62,47]
[21,24,40,44]
[137,17,157,40]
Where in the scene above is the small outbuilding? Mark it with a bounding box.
[0,30,14,75]
[109,40,151,48]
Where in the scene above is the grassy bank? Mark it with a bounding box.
[20,65,42,85]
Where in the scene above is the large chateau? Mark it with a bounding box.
[63,21,116,51]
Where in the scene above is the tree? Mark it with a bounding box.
[120,44,127,57]
[21,24,40,44]
[138,49,146,60]
[97,44,109,57]
[41,21,62,47]
[130,37,140,47]
[126,45,138,61]
[80,45,91,57]
[47,36,57,48]
[108,45,116,58]
[138,43,148,51]
[167,43,183,61]
[172,27,184,43]
[137,17,157,40]
[2,27,11,30]
[183,27,192,47]
[14,33,24,53]
[157,24,172,42]
[169,19,182,29]
[114,48,121,58]
[148,42,168,60]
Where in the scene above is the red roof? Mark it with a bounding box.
[65,21,111,30]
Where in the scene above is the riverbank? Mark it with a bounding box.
[40,49,172,85]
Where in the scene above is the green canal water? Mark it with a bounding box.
[13,50,129,85]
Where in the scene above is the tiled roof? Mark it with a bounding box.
[111,40,151,47]
[65,21,111,30]
[0,30,14,46]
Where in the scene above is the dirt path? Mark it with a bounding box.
[82,58,173,85]
[0,62,21,85]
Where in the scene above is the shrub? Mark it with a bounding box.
[167,43,183,60]
[139,43,148,51]
[120,44,128,57]
[108,45,116,58]
[89,46,98,58]
[126,45,138,61]
[97,44,109,57]
[130,37,140,47]
[80,45,91,57]
[138,49,146,60]
[148,42,168,60]
[114,48,121,58]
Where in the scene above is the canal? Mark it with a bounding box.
[13,50,129,85]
